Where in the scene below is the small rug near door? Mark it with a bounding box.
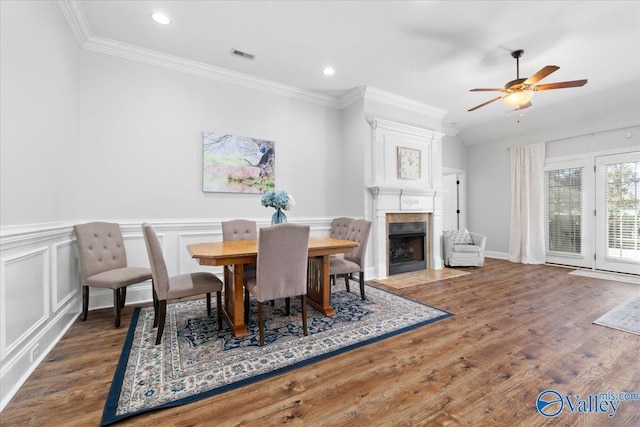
[100,285,452,426]
[374,268,470,289]
[593,294,640,335]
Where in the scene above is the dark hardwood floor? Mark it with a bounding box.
[2,259,639,426]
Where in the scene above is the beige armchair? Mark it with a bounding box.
[74,222,152,328]
[443,229,486,267]
[330,219,371,300]
[244,223,310,346]
[142,223,224,345]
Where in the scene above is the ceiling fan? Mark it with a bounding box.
[468,49,588,112]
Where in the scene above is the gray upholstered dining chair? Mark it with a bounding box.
[329,219,372,300]
[330,217,353,240]
[222,219,258,282]
[142,223,224,345]
[74,222,152,328]
[244,223,310,346]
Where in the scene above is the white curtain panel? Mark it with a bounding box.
[509,143,546,264]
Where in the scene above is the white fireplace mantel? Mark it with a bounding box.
[366,118,444,279]
[368,186,437,213]
[369,186,443,279]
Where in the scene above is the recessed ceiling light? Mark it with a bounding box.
[323,67,335,76]
[151,13,170,25]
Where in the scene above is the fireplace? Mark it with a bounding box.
[367,118,445,279]
[388,222,426,275]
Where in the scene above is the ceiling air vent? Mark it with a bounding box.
[231,49,256,60]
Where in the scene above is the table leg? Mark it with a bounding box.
[306,255,335,316]
[223,264,248,337]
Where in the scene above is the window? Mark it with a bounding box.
[545,168,583,254]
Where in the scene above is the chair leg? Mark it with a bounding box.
[155,300,167,345]
[258,302,264,346]
[206,293,212,316]
[285,297,291,316]
[113,289,122,328]
[152,287,159,328]
[244,287,250,324]
[216,291,223,331]
[359,271,365,300]
[301,295,308,336]
[344,274,351,292]
[81,286,89,321]
[119,287,127,308]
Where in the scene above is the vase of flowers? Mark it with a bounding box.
[261,190,295,224]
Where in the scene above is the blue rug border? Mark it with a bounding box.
[100,285,454,426]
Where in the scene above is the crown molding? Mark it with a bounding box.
[363,87,447,119]
[340,87,367,109]
[57,0,91,46]
[57,1,341,109]
[56,1,445,116]
[82,35,342,109]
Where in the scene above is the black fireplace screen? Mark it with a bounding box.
[388,222,426,275]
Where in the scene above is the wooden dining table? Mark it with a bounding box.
[187,236,359,337]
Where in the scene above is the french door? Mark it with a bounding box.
[545,160,592,268]
[595,153,640,274]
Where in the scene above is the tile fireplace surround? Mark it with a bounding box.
[369,187,441,279]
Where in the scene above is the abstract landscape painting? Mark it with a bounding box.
[202,132,275,193]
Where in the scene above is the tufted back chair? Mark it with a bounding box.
[222,219,258,285]
[329,219,371,300]
[330,217,353,240]
[74,222,152,328]
[222,219,258,241]
[344,219,372,268]
[75,222,128,280]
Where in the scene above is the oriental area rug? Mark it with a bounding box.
[593,294,640,335]
[100,284,453,425]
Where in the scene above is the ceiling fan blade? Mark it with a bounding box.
[468,96,503,112]
[470,88,506,92]
[524,65,559,85]
[534,79,588,91]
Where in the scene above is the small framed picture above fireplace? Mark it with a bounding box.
[397,146,421,180]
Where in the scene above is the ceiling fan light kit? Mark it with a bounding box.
[468,49,587,112]
[503,90,534,107]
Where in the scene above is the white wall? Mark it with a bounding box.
[0,0,80,226]
[0,0,82,411]
[442,134,466,170]
[341,98,369,217]
[76,51,344,221]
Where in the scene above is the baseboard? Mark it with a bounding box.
[485,251,509,260]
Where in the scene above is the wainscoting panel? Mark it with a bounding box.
[123,233,152,274]
[52,239,79,312]
[1,247,49,360]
